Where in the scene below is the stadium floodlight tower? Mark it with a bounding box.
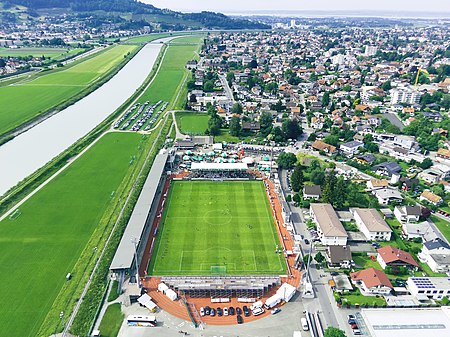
[131,237,141,289]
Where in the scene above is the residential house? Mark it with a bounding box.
[340,140,364,157]
[394,205,421,223]
[356,154,376,165]
[419,169,441,185]
[437,148,450,160]
[423,111,443,122]
[242,122,260,132]
[327,245,352,268]
[418,238,450,273]
[311,140,337,156]
[373,162,402,177]
[420,191,443,206]
[402,220,438,241]
[372,187,403,205]
[400,177,419,192]
[303,185,321,200]
[310,203,348,246]
[367,179,389,191]
[352,208,392,241]
[377,246,419,271]
[350,268,393,295]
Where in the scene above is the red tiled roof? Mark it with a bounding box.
[350,268,393,289]
[377,246,419,267]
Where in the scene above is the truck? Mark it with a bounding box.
[264,293,282,309]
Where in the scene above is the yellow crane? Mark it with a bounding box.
[414,67,429,87]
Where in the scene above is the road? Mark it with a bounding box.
[219,74,235,104]
[384,112,405,131]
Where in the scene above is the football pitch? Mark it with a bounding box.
[148,181,286,276]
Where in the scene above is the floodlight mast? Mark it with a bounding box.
[132,237,141,289]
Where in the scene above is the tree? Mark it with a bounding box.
[322,170,338,204]
[259,111,273,137]
[207,107,222,136]
[282,119,303,140]
[310,169,326,185]
[203,80,214,92]
[249,59,258,68]
[380,81,392,91]
[291,165,304,192]
[334,177,347,209]
[324,327,346,337]
[303,254,311,266]
[418,157,433,169]
[314,252,325,264]
[231,102,243,115]
[276,152,297,170]
[229,115,242,137]
[226,71,235,86]
[322,92,330,107]
[0,58,6,68]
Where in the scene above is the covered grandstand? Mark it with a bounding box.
[190,162,248,171]
[110,149,169,285]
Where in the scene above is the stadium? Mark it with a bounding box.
[110,146,301,325]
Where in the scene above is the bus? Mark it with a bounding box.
[126,315,157,327]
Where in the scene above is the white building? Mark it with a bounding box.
[394,205,421,223]
[352,208,392,241]
[407,277,450,300]
[365,45,378,57]
[419,238,450,273]
[372,188,403,205]
[310,204,348,246]
[390,88,421,105]
[340,140,364,157]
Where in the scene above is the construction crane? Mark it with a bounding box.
[414,67,429,87]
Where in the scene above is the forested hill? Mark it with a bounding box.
[3,0,269,30]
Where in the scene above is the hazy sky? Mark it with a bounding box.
[143,0,450,13]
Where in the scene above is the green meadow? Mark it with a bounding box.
[0,132,144,337]
[0,44,137,136]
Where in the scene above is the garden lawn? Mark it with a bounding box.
[0,44,137,136]
[148,181,286,276]
[176,112,209,135]
[0,132,143,337]
[432,215,450,242]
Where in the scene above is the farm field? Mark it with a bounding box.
[176,111,209,135]
[0,44,137,136]
[0,47,81,58]
[125,32,194,44]
[0,132,144,337]
[148,181,286,276]
[137,35,203,109]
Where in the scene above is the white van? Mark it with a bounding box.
[301,317,309,331]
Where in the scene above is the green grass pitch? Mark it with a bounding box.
[148,181,287,276]
[176,112,209,135]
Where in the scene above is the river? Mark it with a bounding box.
[0,37,173,197]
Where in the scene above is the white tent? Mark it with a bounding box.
[165,288,178,301]
[276,283,297,302]
[137,294,158,311]
[158,282,169,292]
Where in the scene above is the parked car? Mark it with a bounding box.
[217,308,223,316]
[252,307,265,316]
[330,271,339,276]
[243,305,250,317]
[236,307,242,315]
[210,308,216,316]
[347,314,356,323]
[237,315,243,324]
[353,329,362,335]
[200,307,205,316]
[223,307,229,316]
[351,323,358,329]
[205,306,211,315]
[229,306,235,315]
[304,239,310,245]
[271,308,281,315]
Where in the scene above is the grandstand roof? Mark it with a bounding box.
[110,149,169,271]
[191,162,248,171]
